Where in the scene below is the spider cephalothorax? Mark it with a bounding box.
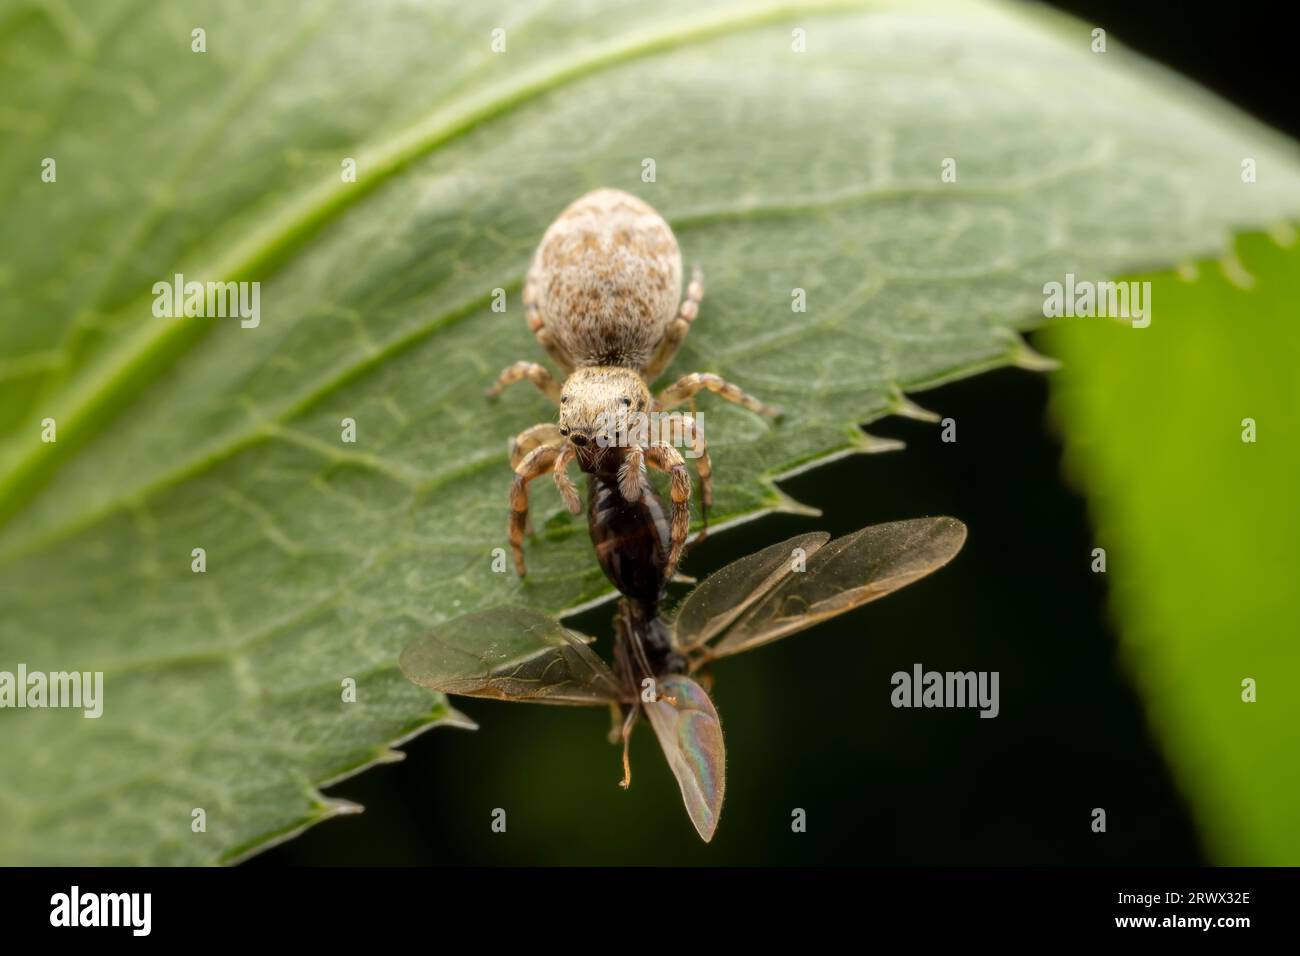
[558,367,649,467]
[488,188,780,578]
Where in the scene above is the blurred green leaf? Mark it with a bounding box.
[1042,230,1300,864]
[2,0,1299,863]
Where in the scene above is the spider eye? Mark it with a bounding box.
[561,395,569,403]
[620,397,632,406]
[559,427,569,436]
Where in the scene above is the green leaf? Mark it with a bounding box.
[1041,230,1300,864]
[1,0,1299,863]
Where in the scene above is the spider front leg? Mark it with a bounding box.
[617,443,646,502]
[656,371,781,418]
[552,441,582,515]
[485,360,562,403]
[509,423,563,471]
[644,442,691,580]
[642,265,703,382]
[507,423,564,536]
[508,443,563,577]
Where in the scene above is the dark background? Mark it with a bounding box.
[255,2,1294,866]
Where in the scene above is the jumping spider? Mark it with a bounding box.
[487,188,780,578]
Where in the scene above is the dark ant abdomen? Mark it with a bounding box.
[586,472,672,609]
[587,473,690,681]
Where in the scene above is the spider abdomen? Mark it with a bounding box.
[528,188,682,370]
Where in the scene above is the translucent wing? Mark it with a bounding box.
[707,517,967,659]
[673,531,831,650]
[399,605,629,705]
[644,675,726,842]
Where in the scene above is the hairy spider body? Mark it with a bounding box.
[528,189,681,370]
[490,188,779,579]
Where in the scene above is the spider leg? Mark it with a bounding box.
[508,443,562,577]
[507,423,564,536]
[617,443,646,502]
[552,442,582,515]
[508,423,563,471]
[676,412,712,534]
[655,371,781,418]
[642,264,703,382]
[645,442,691,581]
[485,360,562,403]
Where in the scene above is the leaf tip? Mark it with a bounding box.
[770,488,821,518]
[856,428,906,454]
[321,798,364,818]
[1007,337,1061,372]
[886,384,942,423]
[444,706,479,732]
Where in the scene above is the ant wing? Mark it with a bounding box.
[672,532,832,650]
[644,675,726,843]
[399,605,629,705]
[705,517,967,660]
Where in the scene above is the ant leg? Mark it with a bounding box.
[645,442,691,581]
[642,265,703,382]
[619,705,639,789]
[607,702,624,745]
[656,372,781,419]
[646,676,678,706]
[508,444,562,577]
[485,360,562,403]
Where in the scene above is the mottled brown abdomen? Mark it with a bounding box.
[527,188,682,370]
